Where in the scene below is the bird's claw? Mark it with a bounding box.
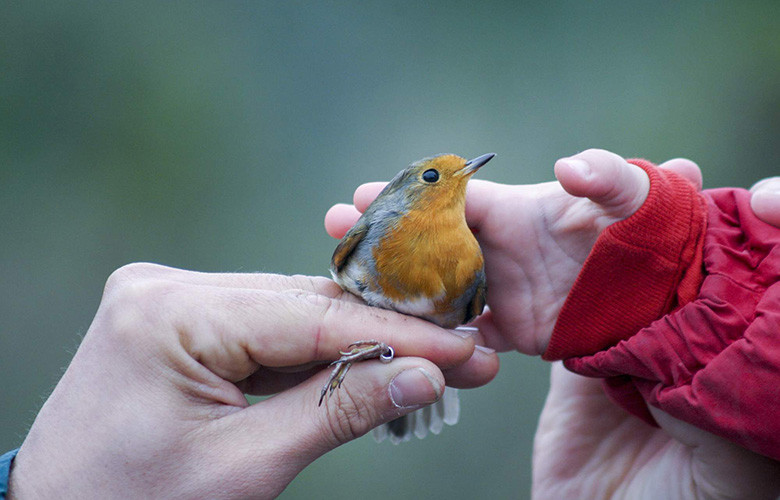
[319,340,394,406]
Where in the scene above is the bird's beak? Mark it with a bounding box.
[461,153,496,176]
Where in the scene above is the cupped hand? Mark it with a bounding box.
[325,149,701,355]
[533,363,780,500]
[9,264,497,499]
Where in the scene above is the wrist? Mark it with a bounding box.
[543,160,707,360]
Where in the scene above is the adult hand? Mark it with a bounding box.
[533,363,780,499]
[325,149,701,355]
[9,264,496,499]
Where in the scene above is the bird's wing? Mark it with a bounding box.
[464,270,487,324]
[330,216,370,274]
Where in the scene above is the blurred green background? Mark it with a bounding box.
[2,1,778,498]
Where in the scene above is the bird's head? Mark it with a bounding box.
[382,153,495,211]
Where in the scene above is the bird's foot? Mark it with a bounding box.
[319,340,394,406]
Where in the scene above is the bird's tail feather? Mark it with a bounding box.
[372,387,459,444]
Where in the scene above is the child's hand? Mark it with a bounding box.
[325,151,780,499]
[750,176,780,227]
[325,149,700,355]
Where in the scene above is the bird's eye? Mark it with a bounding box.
[422,169,439,183]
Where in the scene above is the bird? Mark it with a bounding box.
[322,152,494,444]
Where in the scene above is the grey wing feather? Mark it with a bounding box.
[330,216,370,274]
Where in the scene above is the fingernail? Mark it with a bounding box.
[389,368,442,409]
[474,344,495,355]
[562,158,592,179]
[449,326,479,339]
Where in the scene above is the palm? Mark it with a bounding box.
[534,364,780,500]
[468,180,622,354]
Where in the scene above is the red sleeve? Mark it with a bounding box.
[543,159,708,361]
[544,161,780,461]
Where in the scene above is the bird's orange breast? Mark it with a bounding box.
[372,201,483,313]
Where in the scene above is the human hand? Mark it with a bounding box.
[532,363,780,499]
[326,151,780,498]
[325,149,701,355]
[532,161,780,499]
[8,264,496,499]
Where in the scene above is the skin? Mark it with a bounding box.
[750,175,780,227]
[8,268,498,499]
[325,149,780,499]
[7,149,777,498]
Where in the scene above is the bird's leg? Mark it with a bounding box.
[319,340,394,406]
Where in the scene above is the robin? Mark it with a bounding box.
[321,152,494,443]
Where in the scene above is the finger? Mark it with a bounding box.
[141,283,476,383]
[658,158,703,191]
[331,179,512,238]
[236,365,323,395]
[469,309,527,353]
[324,203,362,239]
[750,176,780,193]
[239,337,499,394]
[242,346,500,394]
[327,180,514,237]
[463,179,530,236]
[441,344,499,388]
[554,148,650,220]
[323,182,386,240]
[106,262,346,296]
[353,182,387,212]
[216,357,446,472]
[749,177,780,227]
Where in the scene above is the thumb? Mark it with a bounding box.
[306,358,444,449]
[554,148,650,221]
[215,357,444,481]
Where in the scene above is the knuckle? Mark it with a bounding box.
[104,262,169,295]
[99,264,179,340]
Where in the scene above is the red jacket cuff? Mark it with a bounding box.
[542,160,708,361]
